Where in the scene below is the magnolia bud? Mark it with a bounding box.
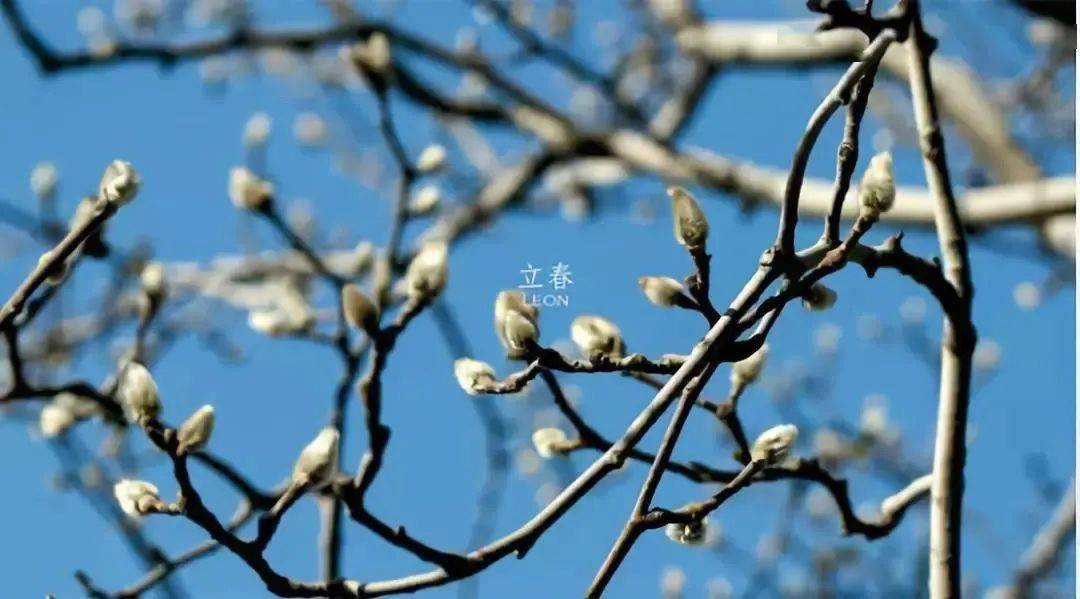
[37,252,69,286]
[291,427,340,487]
[30,162,58,201]
[731,344,768,387]
[503,310,539,354]
[140,261,166,298]
[801,283,837,312]
[114,479,162,517]
[243,112,272,148]
[228,167,273,211]
[638,276,685,307]
[293,112,328,147]
[665,516,709,546]
[667,186,708,249]
[247,310,292,337]
[454,358,496,395]
[40,403,76,438]
[750,424,798,464]
[416,144,448,174]
[176,405,215,455]
[408,186,441,216]
[531,427,569,458]
[494,290,539,358]
[119,363,162,425]
[99,160,140,206]
[404,241,449,300]
[858,152,895,219]
[342,284,378,332]
[570,315,624,358]
[343,33,391,77]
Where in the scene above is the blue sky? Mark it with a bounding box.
[0,1,1073,597]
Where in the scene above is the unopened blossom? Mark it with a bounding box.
[119,363,161,424]
[801,283,837,312]
[342,284,378,332]
[99,160,140,205]
[140,261,166,298]
[176,405,215,455]
[114,479,163,517]
[660,566,687,598]
[454,358,497,395]
[40,403,76,438]
[343,33,391,75]
[292,427,340,487]
[750,424,798,464]
[570,315,624,358]
[404,241,449,300]
[973,339,1002,371]
[638,276,686,308]
[293,112,328,147]
[503,310,539,354]
[30,162,58,200]
[408,186,441,215]
[730,344,768,387]
[37,252,69,286]
[242,112,271,148]
[228,167,273,211]
[531,427,569,458]
[858,151,895,219]
[494,290,539,358]
[667,186,709,249]
[664,516,709,546]
[416,144,448,174]
[247,309,293,337]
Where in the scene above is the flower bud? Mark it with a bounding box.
[750,424,798,464]
[119,363,162,425]
[416,144,448,174]
[343,33,391,76]
[247,310,292,337]
[40,402,76,438]
[342,284,379,332]
[242,112,271,148]
[291,427,340,487]
[503,310,539,354]
[494,290,539,358]
[667,186,708,249]
[37,251,69,286]
[453,358,496,395]
[531,427,569,458]
[114,479,163,517]
[801,283,837,312]
[638,276,685,307]
[408,186,441,216]
[140,261,166,298]
[570,315,624,358]
[228,167,273,211]
[30,162,58,201]
[730,344,767,387]
[858,151,895,219]
[665,516,709,546]
[176,405,215,455]
[293,112,328,147]
[404,241,449,300]
[99,160,140,206]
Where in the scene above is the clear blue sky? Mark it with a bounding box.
[0,1,1073,597]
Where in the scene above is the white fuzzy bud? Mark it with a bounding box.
[37,252,69,286]
[730,344,768,387]
[664,516,709,546]
[494,290,539,358]
[293,112,328,147]
[140,261,166,298]
[570,315,624,358]
[176,405,215,455]
[531,427,569,458]
[342,284,378,332]
[99,160,140,205]
[667,186,709,249]
[453,358,496,395]
[247,310,293,337]
[119,363,161,425]
[801,283,837,312]
[503,310,539,354]
[343,33,391,74]
[40,403,76,438]
[638,276,685,307]
[114,479,162,517]
[404,241,449,300]
[243,112,271,148]
[291,427,340,486]
[30,162,58,200]
[229,167,273,211]
[750,424,798,464]
[408,186,441,216]
[416,144,448,174]
[858,152,895,218]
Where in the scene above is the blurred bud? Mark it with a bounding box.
[813,429,846,461]
[858,152,895,220]
[99,160,140,206]
[176,405,215,455]
[40,403,76,438]
[291,427,340,487]
[750,424,798,464]
[454,358,497,395]
[570,315,624,359]
[30,162,58,201]
[531,427,569,458]
[404,241,449,300]
[342,33,392,89]
[859,395,890,438]
[408,186,442,216]
[494,290,539,358]
[140,261,166,299]
[707,577,734,599]
[1013,282,1041,310]
[638,276,685,307]
[37,251,70,286]
[665,516,709,546]
[228,167,273,211]
[342,284,378,332]
[730,344,768,387]
[416,144,448,174]
[119,363,162,425]
[243,112,272,148]
[293,112,328,148]
[667,186,708,250]
[801,283,837,312]
[660,566,686,599]
[973,339,1002,372]
[899,296,927,324]
[248,310,293,337]
[114,479,162,517]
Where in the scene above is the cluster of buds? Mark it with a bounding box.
[493,291,540,358]
[857,151,896,221]
[570,315,625,359]
[453,358,497,395]
[750,424,799,464]
[228,167,273,211]
[119,362,162,426]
